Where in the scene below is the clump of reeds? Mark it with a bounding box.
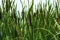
[0,0,60,40]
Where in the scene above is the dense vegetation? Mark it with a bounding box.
[0,0,60,40]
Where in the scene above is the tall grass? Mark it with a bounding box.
[0,0,60,40]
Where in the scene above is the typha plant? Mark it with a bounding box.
[6,0,9,12]
[6,0,11,13]
[0,7,2,20]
